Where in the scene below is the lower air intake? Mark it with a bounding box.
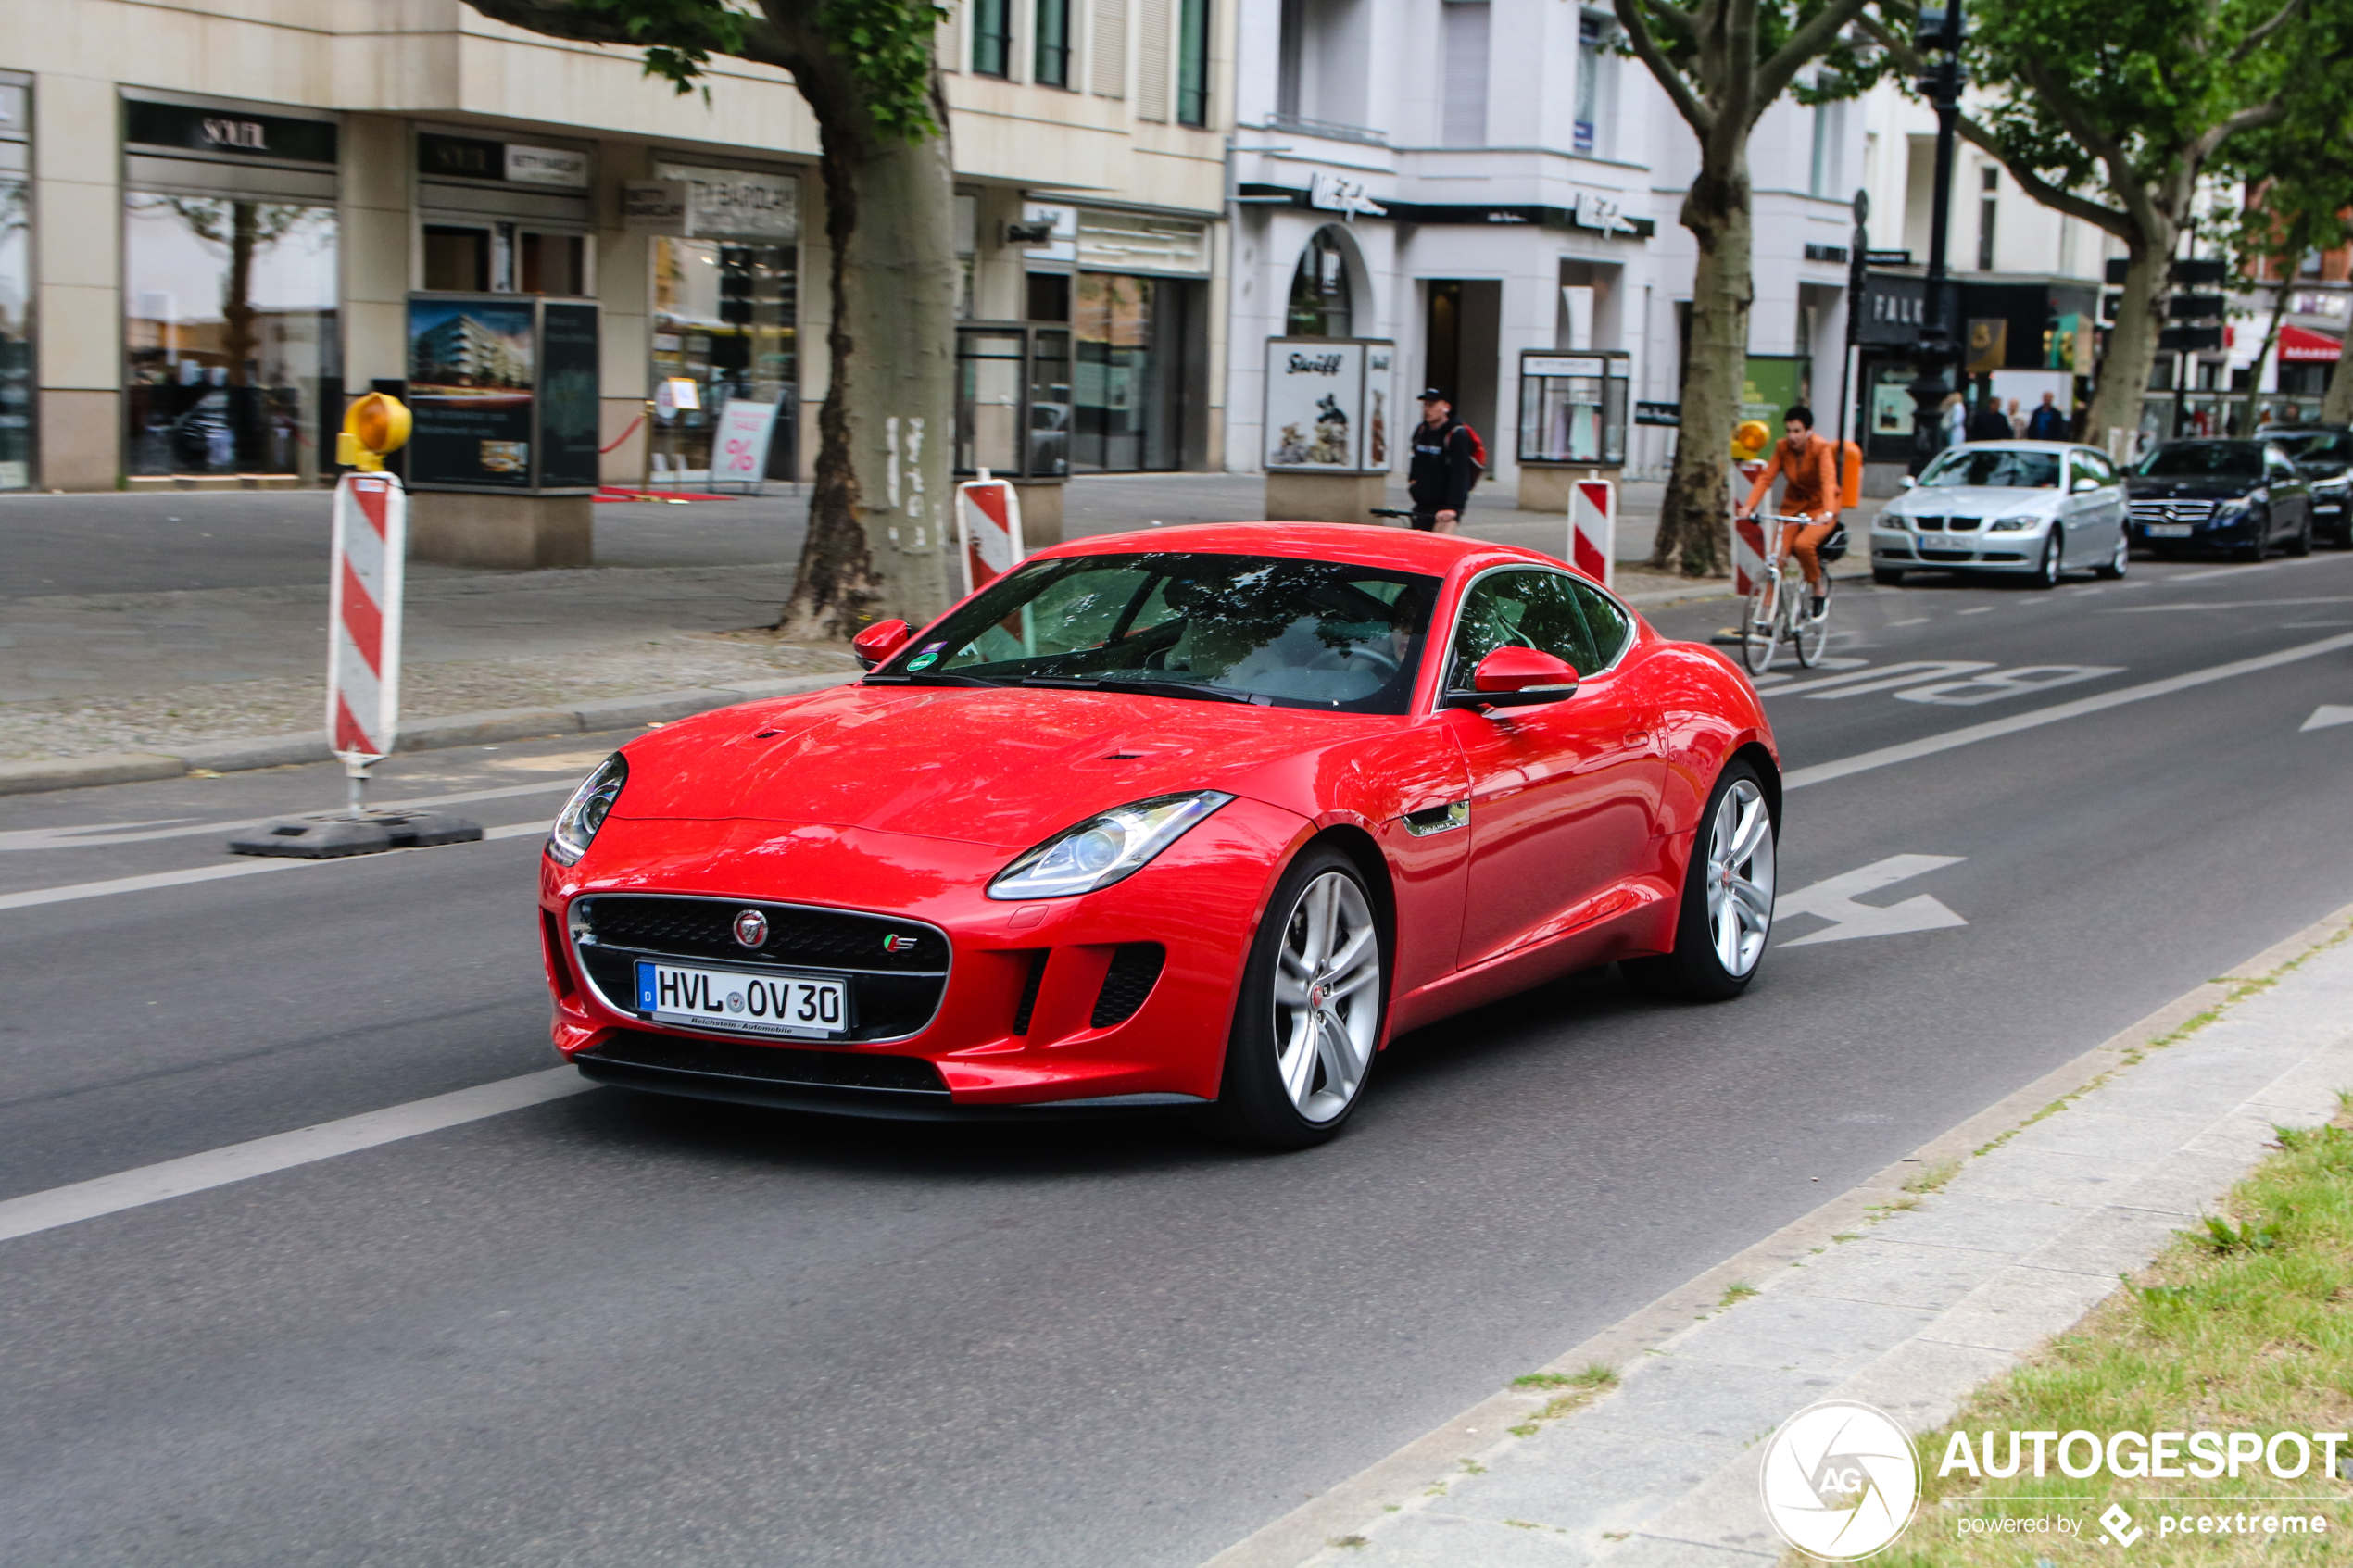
[1090,944,1165,1029]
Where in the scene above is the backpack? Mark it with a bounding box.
[1455,421,1488,477]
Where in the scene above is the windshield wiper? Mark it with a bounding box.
[1013,674,1256,705]
[863,671,1004,687]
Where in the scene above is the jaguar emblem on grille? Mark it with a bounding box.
[883,934,918,952]
[733,909,768,948]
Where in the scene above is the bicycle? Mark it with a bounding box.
[1737,511,1833,675]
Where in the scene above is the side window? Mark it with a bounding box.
[1447,571,1596,689]
[2080,450,2117,486]
[1566,581,1629,671]
[2266,449,2298,483]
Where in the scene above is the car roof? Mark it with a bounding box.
[1026,521,1562,578]
[1945,440,2083,451]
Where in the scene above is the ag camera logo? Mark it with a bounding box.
[1759,1399,1921,1560]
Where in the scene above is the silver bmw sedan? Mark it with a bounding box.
[1869,441,2131,587]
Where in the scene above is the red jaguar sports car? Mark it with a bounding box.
[538,523,1780,1147]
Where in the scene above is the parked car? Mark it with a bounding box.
[2259,426,2353,548]
[538,525,1780,1148]
[2126,439,2314,561]
[1869,441,2129,587]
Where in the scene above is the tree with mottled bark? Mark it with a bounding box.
[1860,0,2323,452]
[459,0,958,638]
[1612,0,1879,575]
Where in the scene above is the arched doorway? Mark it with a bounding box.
[1286,225,1362,337]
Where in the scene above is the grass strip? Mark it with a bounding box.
[1849,1098,2353,1565]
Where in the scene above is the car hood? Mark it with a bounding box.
[610,683,1393,849]
[2126,475,2261,500]
[1891,485,2057,520]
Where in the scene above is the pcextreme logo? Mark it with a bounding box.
[1759,1400,1921,1560]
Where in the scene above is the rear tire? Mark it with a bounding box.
[1202,847,1386,1149]
[1739,580,1779,676]
[1624,760,1777,1002]
[1793,588,1831,667]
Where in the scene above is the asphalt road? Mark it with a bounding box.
[4,548,2352,1566]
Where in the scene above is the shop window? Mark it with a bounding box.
[424,222,587,295]
[1286,228,1353,338]
[124,194,340,482]
[649,237,799,483]
[975,0,1013,76]
[0,168,27,491]
[1177,0,1211,125]
[522,232,585,296]
[423,225,489,292]
[1027,271,1072,321]
[1036,0,1072,86]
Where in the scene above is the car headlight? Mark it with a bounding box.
[1987,515,2035,532]
[547,752,627,866]
[2215,497,2252,520]
[988,791,1236,900]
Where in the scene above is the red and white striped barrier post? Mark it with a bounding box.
[1567,470,1614,589]
[1730,458,1768,596]
[327,470,406,810]
[955,470,1026,595]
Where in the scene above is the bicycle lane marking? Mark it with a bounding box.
[1783,629,2353,791]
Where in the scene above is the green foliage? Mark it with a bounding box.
[573,0,746,94]
[819,0,953,140]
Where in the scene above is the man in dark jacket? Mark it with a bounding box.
[1967,395,2012,442]
[2025,392,2070,441]
[1407,388,1480,533]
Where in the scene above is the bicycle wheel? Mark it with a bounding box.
[1793,588,1831,667]
[1739,574,1779,675]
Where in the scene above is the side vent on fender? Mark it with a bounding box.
[1090,944,1165,1029]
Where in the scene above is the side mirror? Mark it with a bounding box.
[852,619,912,670]
[2072,476,2100,492]
[1443,646,1580,709]
[1898,475,1918,491]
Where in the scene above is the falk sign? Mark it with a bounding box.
[1858,273,1930,346]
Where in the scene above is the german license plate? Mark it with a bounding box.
[635,960,850,1039]
[2145,523,2194,538]
[1919,537,1972,552]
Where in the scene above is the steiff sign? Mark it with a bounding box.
[1264,339,1395,474]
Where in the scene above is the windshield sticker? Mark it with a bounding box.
[907,643,945,671]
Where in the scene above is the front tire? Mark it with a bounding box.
[2030,529,2063,588]
[2093,531,2129,580]
[2289,511,2314,557]
[1793,587,1831,667]
[1624,761,1777,1002]
[2237,515,2269,562]
[1740,580,1779,675]
[1204,847,1386,1148]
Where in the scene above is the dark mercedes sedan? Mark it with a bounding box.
[2262,426,2353,548]
[2127,439,2315,561]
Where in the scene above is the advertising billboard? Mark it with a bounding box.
[405,295,599,492]
[1265,339,1394,474]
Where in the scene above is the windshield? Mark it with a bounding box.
[1917,449,2060,489]
[876,551,1441,712]
[2270,432,2353,465]
[2138,442,2261,478]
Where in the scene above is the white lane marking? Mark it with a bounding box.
[1957,607,1993,616]
[1893,665,2122,706]
[1764,661,1994,699]
[0,779,577,853]
[1888,617,1931,626]
[2163,555,2353,584]
[2102,596,2353,614]
[1785,630,2353,791]
[0,1069,594,1247]
[0,820,552,913]
[2302,705,2353,732]
[1778,854,1967,947]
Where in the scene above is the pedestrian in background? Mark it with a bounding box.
[1967,395,2010,442]
[2007,398,2027,438]
[1941,391,1968,448]
[1407,389,1479,534]
[2026,392,2069,441]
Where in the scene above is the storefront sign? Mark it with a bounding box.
[655,163,799,241]
[507,144,589,188]
[1265,338,1394,473]
[1858,273,1929,345]
[1019,202,1079,264]
[406,295,600,492]
[124,98,338,165]
[709,400,778,485]
[1635,401,1681,427]
[1309,172,1386,218]
[1570,190,1639,237]
[1077,210,1209,275]
[623,180,690,234]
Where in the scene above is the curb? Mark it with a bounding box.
[0,672,857,799]
[1202,897,2353,1568]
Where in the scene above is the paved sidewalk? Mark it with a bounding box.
[1211,909,2353,1567]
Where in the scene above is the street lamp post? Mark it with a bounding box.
[1908,4,1966,472]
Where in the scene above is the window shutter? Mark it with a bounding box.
[1137,0,1172,119]
[1092,0,1127,97]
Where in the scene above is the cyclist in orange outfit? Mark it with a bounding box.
[1739,405,1841,618]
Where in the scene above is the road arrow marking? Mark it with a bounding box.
[1777,854,1968,947]
[2302,705,2353,732]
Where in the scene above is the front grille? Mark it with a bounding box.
[580,896,944,972]
[573,895,950,1043]
[1912,515,1944,531]
[1091,944,1165,1029]
[1947,517,1981,532]
[580,1029,949,1095]
[2131,499,2218,523]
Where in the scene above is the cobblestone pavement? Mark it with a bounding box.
[0,474,1841,764]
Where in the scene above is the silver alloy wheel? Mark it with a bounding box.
[1271,871,1382,1123]
[1705,778,1775,976]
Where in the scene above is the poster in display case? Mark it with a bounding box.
[1264,339,1394,473]
[404,295,600,492]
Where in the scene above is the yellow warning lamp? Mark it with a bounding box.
[338,393,412,471]
[1731,420,1771,461]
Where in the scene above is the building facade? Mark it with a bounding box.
[0,0,1230,495]
[1221,0,1867,496]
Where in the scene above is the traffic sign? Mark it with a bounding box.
[955,471,1026,595]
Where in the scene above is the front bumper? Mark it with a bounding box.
[1871,528,2041,572]
[538,799,1310,1112]
[2127,512,2261,549]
